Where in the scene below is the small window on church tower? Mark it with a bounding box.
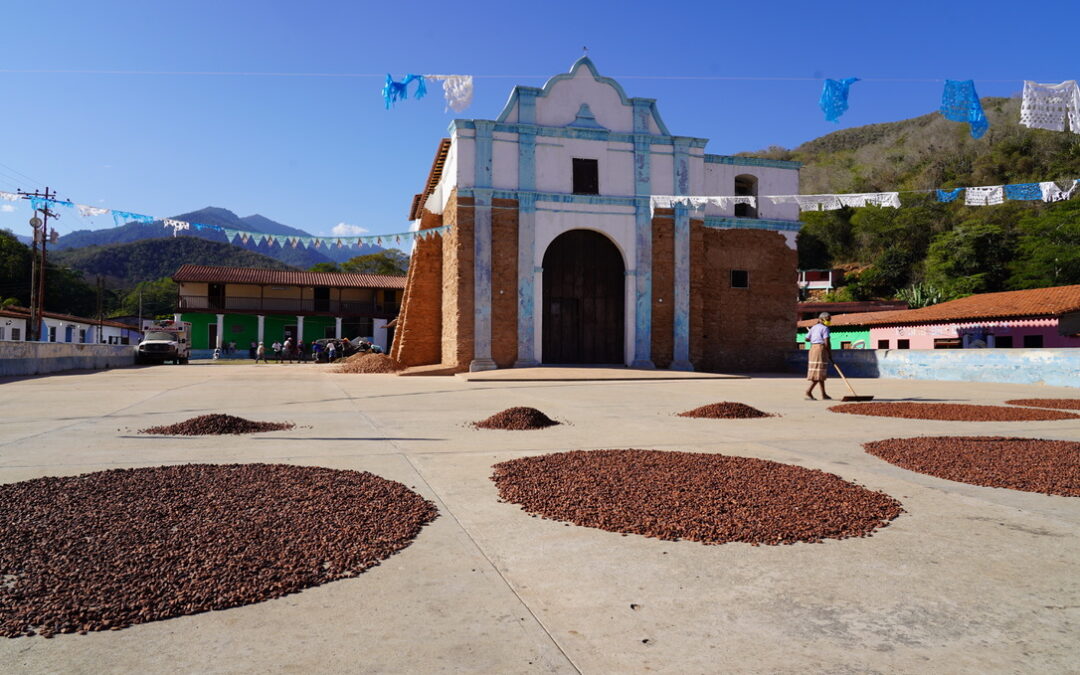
[731,270,749,288]
[572,158,599,195]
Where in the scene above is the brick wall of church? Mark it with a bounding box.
[490,198,519,367]
[443,193,474,370]
[650,213,675,368]
[390,209,443,367]
[690,226,797,372]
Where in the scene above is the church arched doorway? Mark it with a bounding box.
[542,229,625,364]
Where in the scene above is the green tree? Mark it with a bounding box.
[115,277,179,318]
[0,229,33,305]
[308,262,341,273]
[1007,200,1080,289]
[924,221,1017,298]
[340,249,409,276]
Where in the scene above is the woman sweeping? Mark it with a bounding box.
[805,312,833,400]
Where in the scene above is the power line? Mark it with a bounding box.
[0,68,1025,83]
[0,161,43,188]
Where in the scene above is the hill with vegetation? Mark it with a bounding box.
[53,206,381,269]
[51,236,295,289]
[743,96,1080,303]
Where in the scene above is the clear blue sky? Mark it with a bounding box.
[1,0,1077,238]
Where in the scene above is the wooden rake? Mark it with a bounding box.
[832,361,875,402]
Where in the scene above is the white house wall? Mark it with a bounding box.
[703,163,800,220]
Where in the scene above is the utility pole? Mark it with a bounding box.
[96,276,104,343]
[18,188,62,341]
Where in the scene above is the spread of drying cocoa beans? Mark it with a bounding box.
[829,402,1079,422]
[140,414,294,435]
[492,449,902,545]
[334,353,406,374]
[1005,398,1080,411]
[864,436,1080,497]
[474,407,559,430]
[0,463,438,638]
[677,402,773,419]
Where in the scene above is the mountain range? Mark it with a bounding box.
[54,206,381,268]
[50,237,296,289]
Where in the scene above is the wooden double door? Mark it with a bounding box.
[542,230,625,364]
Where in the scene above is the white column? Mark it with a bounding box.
[257,315,265,344]
[335,317,342,339]
[296,315,305,343]
[215,314,225,349]
[173,313,182,324]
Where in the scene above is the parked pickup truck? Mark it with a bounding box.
[137,320,191,365]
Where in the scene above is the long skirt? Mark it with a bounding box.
[807,343,830,382]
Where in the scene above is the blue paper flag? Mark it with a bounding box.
[1003,183,1042,200]
[382,74,427,109]
[941,80,988,139]
[936,188,964,203]
[819,77,860,123]
[111,210,154,227]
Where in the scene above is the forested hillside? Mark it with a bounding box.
[745,97,1080,301]
[51,237,295,288]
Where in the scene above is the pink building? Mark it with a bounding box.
[809,285,1080,350]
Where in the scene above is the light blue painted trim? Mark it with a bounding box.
[673,138,691,196]
[518,88,538,124]
[705,216,802,232]
[451,119,708,147]
[470,189,496,371]
[519,130,536,192]
[633,129,654,368]
[671,204,692,371]
[567,103,606,129]
[515,192,538,367]
[704,154,802,169]
[474,121,494,189]
[459,187,640,206]
[632,99,652,134]
[536,207,634,216]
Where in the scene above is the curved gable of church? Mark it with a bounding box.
[496,57,669,136]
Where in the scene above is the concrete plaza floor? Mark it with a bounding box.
[0,362,1077,674]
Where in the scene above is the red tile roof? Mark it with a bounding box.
[172,265,406,289]
[797,285,1080,328]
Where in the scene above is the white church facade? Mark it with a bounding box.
[392,57,801,372]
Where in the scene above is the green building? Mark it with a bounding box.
[795,325,871,350]
[172,264,406,354]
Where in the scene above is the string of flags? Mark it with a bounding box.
[820,77,1080,139]
[652,178,1079,214]
[383,73,474,112]
[0,190,452,250]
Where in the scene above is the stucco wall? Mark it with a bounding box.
[785,348,1080,388]
[870,319,1079,349]
[0,342,135,377]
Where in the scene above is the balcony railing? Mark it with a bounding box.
[178,295,400,316]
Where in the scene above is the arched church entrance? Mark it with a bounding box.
[542,229,625,364]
